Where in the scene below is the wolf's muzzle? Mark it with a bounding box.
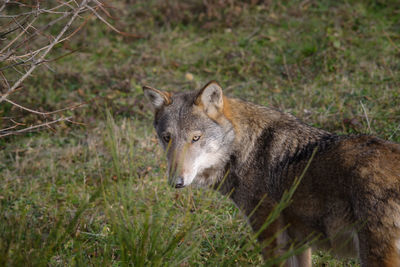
[174,176,184,188]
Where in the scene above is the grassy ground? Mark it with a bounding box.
[1,0,400,265]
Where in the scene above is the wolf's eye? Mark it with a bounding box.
[192,135,201,142]
[162,134,171,143]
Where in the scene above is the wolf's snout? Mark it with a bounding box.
[174,177,184,188]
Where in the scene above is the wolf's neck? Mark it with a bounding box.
[217,97,335,213]
[224,97,330,164]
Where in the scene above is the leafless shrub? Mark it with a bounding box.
[0,0,136,138]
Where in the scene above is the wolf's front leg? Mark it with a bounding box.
[295,247,312,267]
[255,216,312,267]
[252,216,289,266]
[261,237,312,267]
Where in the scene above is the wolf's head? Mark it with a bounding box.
[143,81,235,188]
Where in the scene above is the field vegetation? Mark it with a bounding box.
[1,0,399,266]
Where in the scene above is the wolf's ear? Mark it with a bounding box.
[143,85,172,111]
[195,81,223,115]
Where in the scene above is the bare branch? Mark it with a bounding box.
[87,2,142,38]
[0,0,136,137]
[0,0,11,14]
[3,98,87,116]
[0,116,72,138]
[0,124,18,132]
[0,17,37,55]
[0,18,28,38]
[0,0,90,104]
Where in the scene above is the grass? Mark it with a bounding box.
[1,0,400,265]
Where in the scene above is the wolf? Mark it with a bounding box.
[143,81,400,267]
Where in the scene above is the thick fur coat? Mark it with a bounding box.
[143,81,400,267]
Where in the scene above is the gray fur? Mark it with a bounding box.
[144,82,400,267]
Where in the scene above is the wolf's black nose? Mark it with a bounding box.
[175,177,184,188]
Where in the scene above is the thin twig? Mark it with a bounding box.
[10,10,76,57]
[46,48,80,62]
[0,19,27,38]
[4,98,87,116]
[4,9,90,62]
[0,52,39,71]
[94,0,115,19]
[0,124,18,132]
[52,0,75,11]
[10,118,25,126]
[0,17,37,54]
[66,118,87,126]
[0,116,72,138]
[360,100,371,134]
[0,71,10,88]
[0,0,11,13]
[86,3,142,38]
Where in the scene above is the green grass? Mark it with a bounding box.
[1,0,400,265]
